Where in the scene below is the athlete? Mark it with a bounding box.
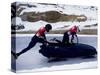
[50,25,80,45]
[12,24,52,59]
[69,25,80,43]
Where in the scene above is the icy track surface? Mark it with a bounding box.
[11,34,97,72]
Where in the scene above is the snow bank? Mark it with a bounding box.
[16,18,97,31]
[13,2,97,32]
[19,2,97,20]
[11,17,23,25]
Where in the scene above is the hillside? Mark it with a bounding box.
[11,2,98,34]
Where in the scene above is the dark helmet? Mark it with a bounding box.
[45,24,52,32]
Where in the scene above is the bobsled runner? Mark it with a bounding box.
[39,43,97,59]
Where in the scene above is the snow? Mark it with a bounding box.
[11,17,23,26]
[16,58,97,73]
[19,2,97,20]
[14,17,97,31]
[11,34,97,73]
[12,2,97,32]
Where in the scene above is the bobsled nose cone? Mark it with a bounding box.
[80,44,97,55]
[89,46,97,55]
[92,48,97,55]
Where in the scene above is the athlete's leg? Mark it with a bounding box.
[71,34,74,43]
[62,31,69,44]
[75,34,78,43]
[16,36,37,57]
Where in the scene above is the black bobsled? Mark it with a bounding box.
[39,43,97,58]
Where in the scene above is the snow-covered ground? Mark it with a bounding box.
[11,2,97,31]
[18,2,97,20]
[11,34,97,73]
[12,17,97,31]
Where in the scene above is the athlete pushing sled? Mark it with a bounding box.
[12,24,80,59]
[12,24,52,59]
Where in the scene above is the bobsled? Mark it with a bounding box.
[39,43,97,58]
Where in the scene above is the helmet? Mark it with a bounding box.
[45,24,52,32]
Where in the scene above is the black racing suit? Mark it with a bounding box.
[49,31,70,46]
[17,34,47,56]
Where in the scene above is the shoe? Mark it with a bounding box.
[15,53,20,59]
[11,51,17,59]
[11,51,19,59]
